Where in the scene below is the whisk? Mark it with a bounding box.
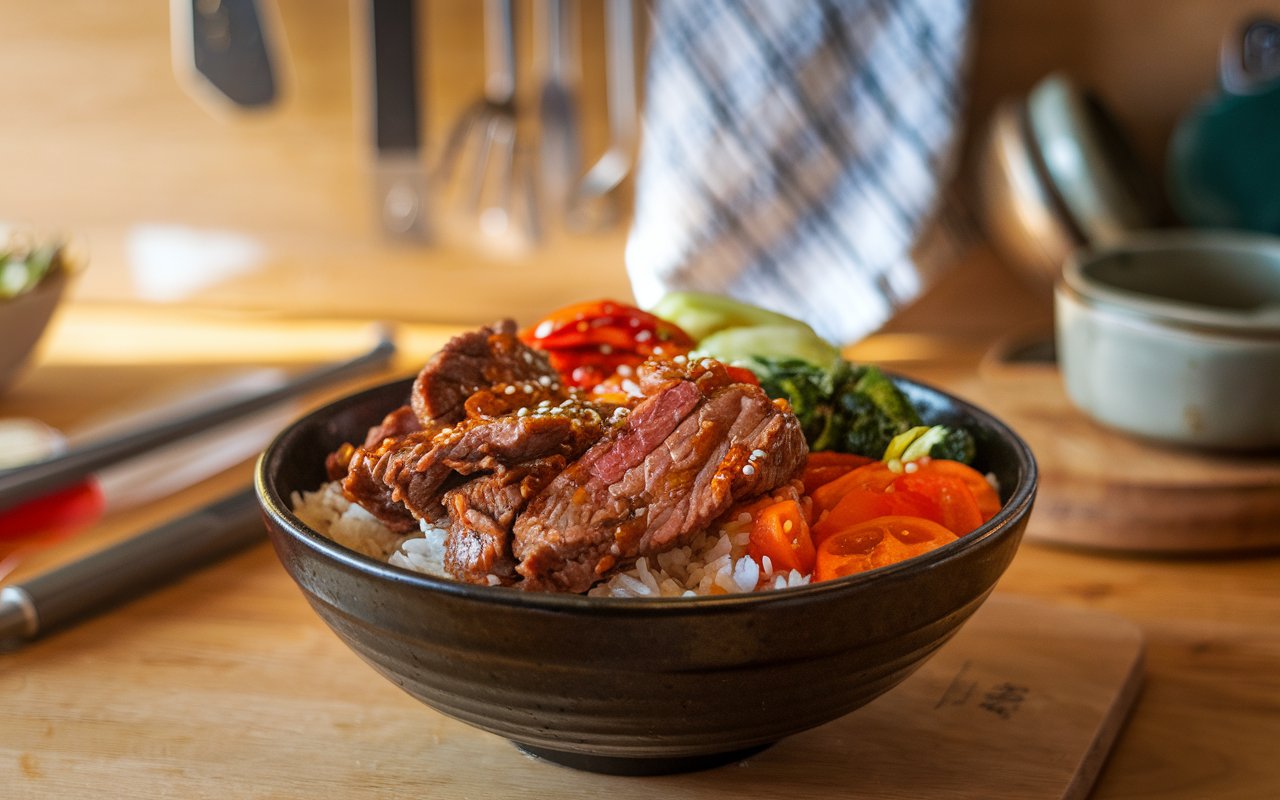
[434,0,538,247]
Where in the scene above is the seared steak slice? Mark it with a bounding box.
[512,378,807,592]
[325,404,426,482]
[337,436,422,534]
[344,401,606,529]
[443,457,566,585]
[411,319,562,424]
[463,381,568,419]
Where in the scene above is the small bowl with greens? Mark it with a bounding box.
[1,233,79,392]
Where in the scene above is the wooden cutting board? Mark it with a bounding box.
[963,335,1280,553]
[2,556,1144,800]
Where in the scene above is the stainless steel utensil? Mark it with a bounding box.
[366,0,432,241]
[567,0,636,232]
[436,0,537,245]
[537,0,582,216]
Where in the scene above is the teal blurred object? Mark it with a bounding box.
[1167,19,1280,234]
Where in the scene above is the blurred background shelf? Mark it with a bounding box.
[2,0,1269,326]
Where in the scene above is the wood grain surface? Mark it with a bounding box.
[0,566,1142,800]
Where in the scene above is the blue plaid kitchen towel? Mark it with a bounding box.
[625,0,973,344]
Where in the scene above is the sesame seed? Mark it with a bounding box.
[560,399,573,407]
[700,359,714,369]
[517,407,529,417]
[742,464,756,476]
[635,330,652,342]
[523,384,534,393]
[617,364,633,377]
[751,448,766,460]
[904,461,919,473]
[538,375,552,386]
[783,520,793,534]
[673,354,687,364]
[504,385,516,395]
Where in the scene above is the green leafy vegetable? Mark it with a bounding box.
[748,356,976,463]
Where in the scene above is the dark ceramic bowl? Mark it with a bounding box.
[255,375,1037,775]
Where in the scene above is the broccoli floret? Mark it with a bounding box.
[926,426,976,463]
[831,390,911,456]
[888,424,978,464]
[749,356,837,445]
[850,365,921,430]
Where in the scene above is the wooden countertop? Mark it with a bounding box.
[2,288,1278,799]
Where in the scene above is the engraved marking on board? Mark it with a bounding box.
[934,659,1030,719]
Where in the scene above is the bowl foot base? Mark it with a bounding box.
[513,741,775,775]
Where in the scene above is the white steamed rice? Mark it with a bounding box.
[290,483,810,598]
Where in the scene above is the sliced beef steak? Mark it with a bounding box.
[342,401,606,532]
[512,376,807,593]
[443,457,566,585]
[411,319,562,424]
[325,404,427,483]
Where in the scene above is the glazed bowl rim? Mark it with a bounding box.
[255,373,1038,614]
[1060,230,1280,340]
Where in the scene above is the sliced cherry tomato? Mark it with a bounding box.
[810,486,942,545]
[814,516,957,582]
[801,451,875,494]
[807,452,876,469]
[913,459,1002,521]
[809,461,899,518]
[893,472,983,536]
[747,499,815,575]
